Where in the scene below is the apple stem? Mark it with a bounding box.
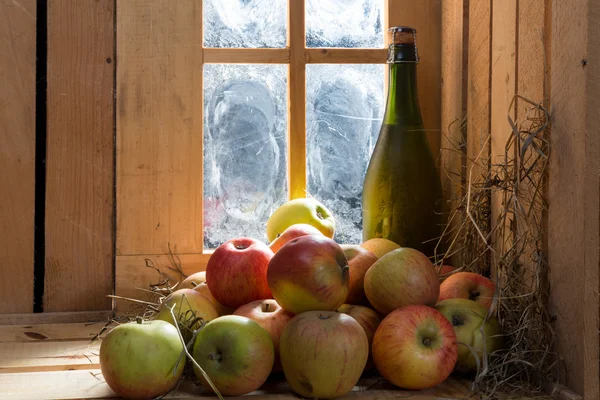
[422,337,432,347]
[136,316,143,325]
[167,304,224,400]
[262,303,271,312]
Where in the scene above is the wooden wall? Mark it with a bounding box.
[441,0,599,397]
[0,0,115,321]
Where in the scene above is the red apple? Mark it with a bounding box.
[372,305,457,390]
[233,299,294,372]
[280,311,368,399]
[179,271,206,289]
[206,238,274,309]
[438,272,495,309]
[155,288,220,341]
[364,248,439,315]
[192,315,274,396]
[267,235,349,314]
[341,245,378,304]
[268,223,324,253]
[337,304,381,370]
[438,265,456,281]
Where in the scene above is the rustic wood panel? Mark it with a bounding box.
[287,0,306,200]
[0,322,105,343]
[0,0,36,313]
[387,0,442,155]
[466,0,492,170]
[0,368,471,400]
[440,0,468,257]
[0,369,116,400]
[489,0,517,268]
[45,0,115,312]
[0,340,100,373]
[548,0,600,397]
[116,0,204,255]
[0,311,112,326]
[115,254,209,313]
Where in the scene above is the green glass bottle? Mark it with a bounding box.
[362,27,443,257]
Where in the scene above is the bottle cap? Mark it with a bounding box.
[387,26,418,63]
[388,27,417,45]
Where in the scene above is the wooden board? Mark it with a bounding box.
[548,0,600,397]
[0,322,106,343]
[440,0,468,261]
[386,0,442,156]
[0,0,36,313]
[0,340,100,373]
[287,0,306,200]
[466,0,492,169]
[45,0,115,312]
[0,311,113,326]
[489,0,517,267]
[116,0,204,255]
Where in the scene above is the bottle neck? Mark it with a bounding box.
[383,60,423,127]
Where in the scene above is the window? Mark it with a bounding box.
[201,0,389,248]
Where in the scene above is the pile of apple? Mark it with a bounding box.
[99,198,503,400]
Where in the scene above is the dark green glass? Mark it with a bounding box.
[362,28,442,257]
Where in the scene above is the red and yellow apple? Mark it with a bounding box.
[266,197,336,242]
[233,299,294,372]
[337,304,381,370]
[341,245,378,304]
[280,311,368,399]
[438,272,495,309]
[155,288,220,340]
[269,223,324,253]
[100,320,185,399]
[364,248,439,314]
[267,235,349,314]
[192,282,233,316]
[438,265,456,281]
[360,238,401,259]
[192,315,274,396]
[435,298,503,372]
[372,305,457,390]
[206,238,273,309]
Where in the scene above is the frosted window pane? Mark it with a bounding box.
[204,64,288,249]
[306,0,384,48]
[203,0,287,48]
[307,64,385,244]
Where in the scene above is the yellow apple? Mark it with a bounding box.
[266,198,336,242]
[360,238,401,258]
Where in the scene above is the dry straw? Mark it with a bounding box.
[437,94,558,398]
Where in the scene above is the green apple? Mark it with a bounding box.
[100,319,185,399]
[266,198,336,242]
[435,298,503,372]
[192,315,274,396]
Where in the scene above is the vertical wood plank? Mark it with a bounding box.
[45,0,115,311]
[490,0,517,261]
[387,0,442,156]
[466,0,492,168]
[441,0,468,241]
[117,0,203,255]
[549,0,599,396]
[288,0,306,200]
[0,0,36,313]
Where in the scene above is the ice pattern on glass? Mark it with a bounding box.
[203,0,287,48]
[306,64,385,244]
[306,0,384,48]
[203,64,288,249]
